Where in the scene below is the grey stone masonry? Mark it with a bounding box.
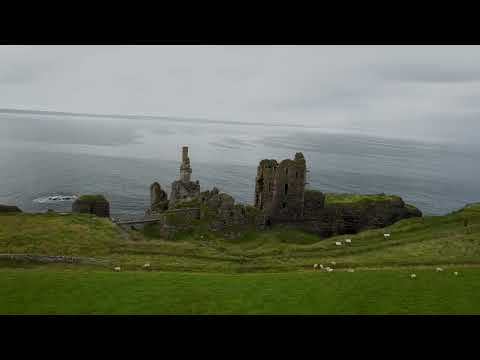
[169,146,200,208]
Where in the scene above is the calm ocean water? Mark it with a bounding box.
[1,111,479,217]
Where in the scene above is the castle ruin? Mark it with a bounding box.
[142,146,421,238]
[254,152,308,224]
[169,146,200,208]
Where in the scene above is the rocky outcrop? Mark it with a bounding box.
[300,195,422,237]
[0,204,22,213]
[72,195,110,218]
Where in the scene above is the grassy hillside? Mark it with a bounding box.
[324,192,398,204]
[1,267,479,314]
[1,202,479,272]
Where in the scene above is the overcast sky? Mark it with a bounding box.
[1,45,480,143]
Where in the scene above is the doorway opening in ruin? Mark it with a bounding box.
[284,183,288,195]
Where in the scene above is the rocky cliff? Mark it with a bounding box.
[300,191,422,237]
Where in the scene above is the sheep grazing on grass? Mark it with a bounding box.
[326,267,334,272]
[410,273,416,279]
[454,271,459,276]
[335,241,342,246]
[436,267,443,272]
[347,269,355,273]
[114,266,121,272]
[345,239,352,244]
[143,263,151,270]
[330,261,337,266]
[383,233,391,238]
[313,264,319,269]
[319,264,324,269]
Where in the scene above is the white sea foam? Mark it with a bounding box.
[33,194,78,203]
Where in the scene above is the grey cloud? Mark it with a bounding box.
[1,45,480,144]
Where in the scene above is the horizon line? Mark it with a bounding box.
[0,107,314,129]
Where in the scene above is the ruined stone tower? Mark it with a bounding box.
[169,146,200,208]
[149,182,169,213]
[254,152,307,223]
[180,146,192,182]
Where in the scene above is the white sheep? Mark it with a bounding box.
[347,269,355,273]
[313,264,319,269]
[335,241,342,246]
[454,271,459,276]
[384,233,391,238]
[319,264,324,269]
[326,267,334,272]
[410,273,416,279]
[436,267,443,272]
[330,261,337,266]
[345,239,352,244]
[114,266,121,272]
[143,263,151,270]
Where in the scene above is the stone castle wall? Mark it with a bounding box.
[254,152,307,224]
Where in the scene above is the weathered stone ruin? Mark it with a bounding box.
[150,182,169,213]
[72,195,110,218]
[169,146,200,209]
[141,146,421,240]
[253,153,422,236]
[255,152,307,224]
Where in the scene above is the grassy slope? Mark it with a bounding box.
[0,267,478,314]
[1,202,480,272]
[1,203,480,314]
[324,192,398,204]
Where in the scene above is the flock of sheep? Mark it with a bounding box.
[114,263,151,272]
[314,233,461,278]
[111,233,462,277]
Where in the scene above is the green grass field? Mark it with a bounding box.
[1,201,480,314]
[0,267,478,314]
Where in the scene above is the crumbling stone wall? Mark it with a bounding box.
[303,190,326,219]
[254,152,307,224]
[162,207,201,226]
[170,180,200,207]
[198,187,259,231]
[255,159,277,211]
[150,182,169,213]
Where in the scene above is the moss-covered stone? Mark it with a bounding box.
[72,194,110,218]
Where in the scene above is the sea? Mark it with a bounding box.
[1,110,479,217]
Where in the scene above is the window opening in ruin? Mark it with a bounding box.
[296,172,298,178]
[282,202,287,208]
[284,183,288,195]
[268,182,271,192]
